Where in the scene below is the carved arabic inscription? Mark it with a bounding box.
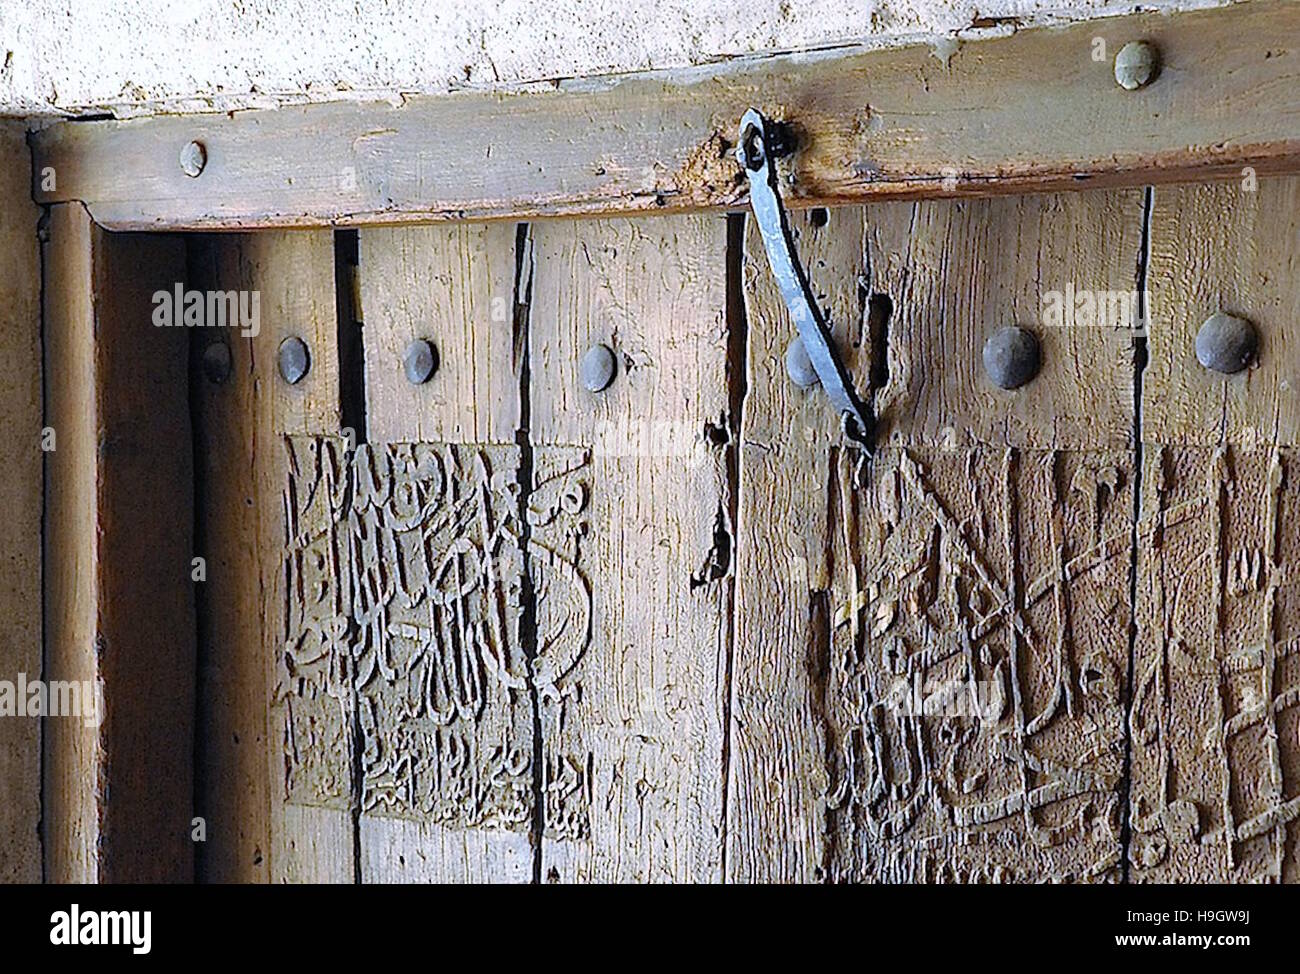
[275,436,594,838]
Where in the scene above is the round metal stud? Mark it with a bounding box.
[278,336,311,385]
[1195,311,1257,374]
[403,338,438,385]
[180,140,207,178]
[1114,41,1159,91]
[580,343,617,393]
[201,341,232,384]
[785,336,819,389]
[983,326,1041,390]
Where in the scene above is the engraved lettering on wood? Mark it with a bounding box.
[530,446,595,842]
[1130,446,1300,882]
[351,441,531,829]
[827,448,1131,882]
[277,435,595,838]
[278,435,355,809]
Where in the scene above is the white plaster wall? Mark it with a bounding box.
[0,0,1239,118]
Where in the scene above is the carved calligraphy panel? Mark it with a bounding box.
[1130,446,1300,882]
[825,447,1132,882]
[276,436,595,840]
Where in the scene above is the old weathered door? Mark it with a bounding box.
[181,178,1300,884]
[189,216,735,882]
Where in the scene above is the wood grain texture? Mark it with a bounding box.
[825,445,1133,882]
[361,225,521,445]
[1144,177,1300,446]
[728,190,1144,882]
[191,230,353,883]
[1129,446,1300,882]
[0,120,42,882]
[726,207,869,882]
[30,1,1300,231]
[40,206,97,884]
[1130,176,1300,882]
[529,217,733,882]
[43,203,194,883]
[870,191,1144,451]
[356,223,533,883]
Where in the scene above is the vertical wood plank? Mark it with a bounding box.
[850,191,1142,882]
[192,230,352,882]
[529,216,733,883]
[355,223,534,883]
[725,207,868,882]
[1143,178,1300,448]
[872,193,1137,452]
[0,121,42,882]
[41,206,96,884]
[727,190,1144,882]
[43,203,194,883]
[1131,176,1300,882]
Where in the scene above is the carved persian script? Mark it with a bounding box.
[1130,447,1300,882]
[275,436,593,838]
[826,448,1132,882]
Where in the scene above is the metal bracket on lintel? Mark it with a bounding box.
[736,108,872,451]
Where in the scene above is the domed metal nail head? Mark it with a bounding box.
[580,343,617,393]
[785,336,819,389]
[1114,41,1159,91]
[1195,311,1257,374]
[202,341,232,384]
[180,140,207,178]
[983,326,1041,390]
[403,339,438,385]
[278,336,310,385]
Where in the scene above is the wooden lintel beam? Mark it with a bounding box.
[30,1,1300,230]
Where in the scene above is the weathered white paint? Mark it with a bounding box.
[0,0,1238,119]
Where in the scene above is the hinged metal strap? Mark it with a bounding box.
[736,109,872,450]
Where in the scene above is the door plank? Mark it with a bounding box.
[529,216,733,882]
[1130,176,1300,882]
[43,203,194,882]
[0,121,42,882]
[728,190,1144,881]
[191,230,353,882]
[725,207,869,881]
[355,223,534,883]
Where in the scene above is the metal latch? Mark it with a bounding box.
[736,109,872,450]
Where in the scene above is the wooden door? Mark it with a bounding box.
[177,179,1300,884]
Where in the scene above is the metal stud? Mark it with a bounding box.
[785,336,819,389]
[403,338,438,385]
[278,336,310,385]
[580,343,617,393]
[983,326,1041,390]
[1195,311,1257,374]
[180,140,207,178]
[201,341,232,384]
[1114,41,1159,91]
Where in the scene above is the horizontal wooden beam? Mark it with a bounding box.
[30,1,1300,230]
